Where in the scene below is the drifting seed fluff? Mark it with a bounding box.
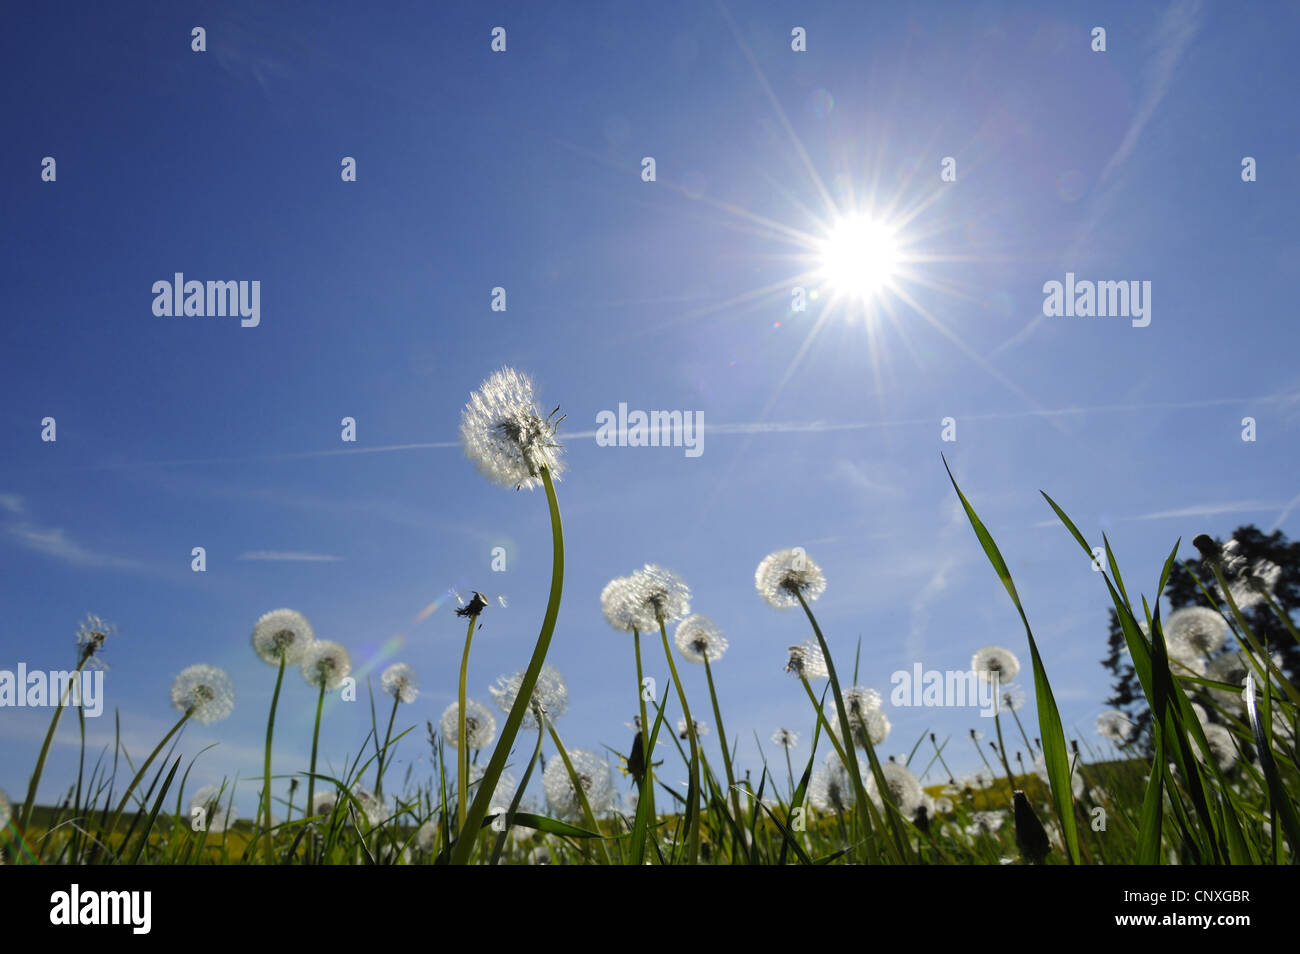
[543,749,614,819]
[865,762,925,818]
[1165,606,1228,661]
[829,686,891,748]
[600,576,643,632]
[300,640,352,690]
[784,640,828,680]
[489,663,568,728]
[1096,709,1137,744]
[251,608,314,665]
[677,717,709,739]
[674,614,728,664]
[460,366,564,490]
[755,547,827,609]
[772,728,799,750]
[170,664,235,724]
[189,786,233,833]
[972,646,1021,685]
[441,699,498,749]
[381,663,419,704]
[1216,557,1282,612]
[625,564,692,627]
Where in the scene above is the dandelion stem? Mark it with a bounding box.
[993,711,1017,787]
[19,653,91,833]
[104,708,192,854]
[456,612,479,834]
[704,655,748,861]
[261,655,287,865]
[547,722,613,863]
[451,465,564,865]
[306,681,326,827]
[489,719,545,865]
[376,694,400,798]
[658,617,701,863]
[632,628,656,829]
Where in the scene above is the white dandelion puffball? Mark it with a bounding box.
[460,366,564,490]
[301,640,352,691]
[755,547,827,609]
[381,663,419,704]
[600,576,643,632]
[1206,652,1251,708]
[1165,606,1228,659]
[490,663,568,728]
[674,614,728,664]
[1096,709,1137,744]
[808,754,864,814]
[252,609,314,665]
[1197,723,1238,771]
[441,699,498,749]
[829,686,890,748]
[865,762,925,819]
[0,789,11,830]
[470,766,518,811]
[972,646,1020,685]
[677,717,709,739]
[968,767,995,790]
[625,564,692,627]
[784,641,828,680]
[415,820,439,853]
[189,785,233,833]
[352,787,386,828]
[966,811,1005,836]
[543,750,614,819]
[75,613,116,660]
[772,728,799,750]
[311,790,340,818]
[998,684,1027,713]
[170,664,235,724]
[1216,557,1281,612]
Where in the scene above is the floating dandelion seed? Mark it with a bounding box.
[772,728,799,749]
[674,614,728,664]
[441,700,497,749]
[971,645,1020,684]
[188,785,233,833]
[1166,606,1228,659]
[755,547,827,609]
[251,609,314,665]
[542,749,614,819]
[865,762,924,818]
[1096,709,1137,744]
[170,664,235,724]
[300,640,352,690]
[625,564,692,627]
[460,366,564,490]
[677,718,709,740]
[381,663,419,704]
[489,663,568,728]
[828,686,890,747]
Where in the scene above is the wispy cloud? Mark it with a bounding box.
[1034,498,1286,528]
[236,550,342,563]
[0,493,24,515]
[6,523,145,570]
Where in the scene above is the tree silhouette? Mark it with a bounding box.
[1101,525,1300,755]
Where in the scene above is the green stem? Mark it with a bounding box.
[376,694,400,798]
[546,722,613,864]
[704,656,748,861]
[261,655,287,865]
[489,719,546,865]
[307,681,326,824]
[451,465,564,865]
[992,711,1017,787]
[457,612,479,834]
[632,629,656,831]
[658,617,701,863]
[19,654,91,832]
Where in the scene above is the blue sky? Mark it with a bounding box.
[3,0,1298,817]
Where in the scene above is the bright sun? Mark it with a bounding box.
[817,215,901,301]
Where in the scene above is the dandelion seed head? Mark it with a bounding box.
[626,564,692,626]
[300,640,352,691]
[441,699,498,749]
[1215,555,1282,612]
[676,717,708,739]
[673,614,728,664]
[808,753,865,814]
[0,789,11,830]
[415,820,439,853]
[189,785,233,833]
[312,791,340,818]
[771,728,799,750]
[829,686,890,748]
[460,367,564,490]
[470,766,518,811]
[170,664,235,724]
[966,810,1005,836]
[1033,754,1085,798]
[352,787,386,829]
[489,663,568,728]
[600,576,642,632]
[75,613,116,661]
[1197,723,1238,770]
[1166,606,1228,659]
[755,547,827,609]
[972,645,1021,684]
[381,663,419,703]
[542,750,614,819]
[784,640,828,680]
[865,762,924,818]
[251,609,314,665]
[998,684,1027,713]
[1096,709,1136,744]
